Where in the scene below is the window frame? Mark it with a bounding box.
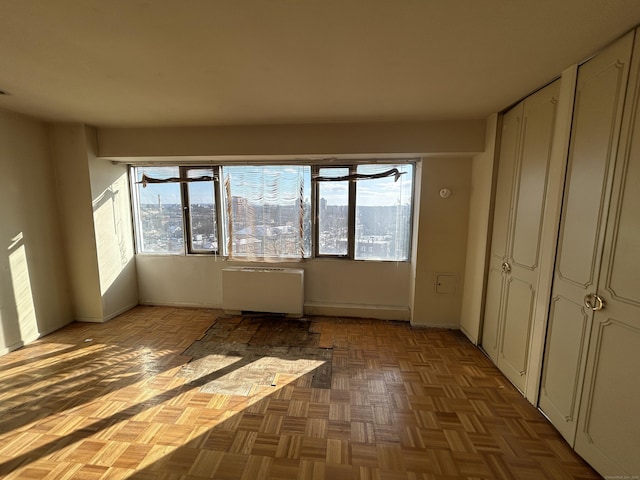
[313,161,415,262]
[220,164,311,261]
[130,165,221,256]
[130,159,416,262]
[312,165,356,259]
[181,166,221,255]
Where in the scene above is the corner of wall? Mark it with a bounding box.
[409,160,423,322]
[87,128,139,320]
[459,113,500,344]
[49,123,104,322]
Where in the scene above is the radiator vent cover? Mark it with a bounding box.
[222,267,304,317]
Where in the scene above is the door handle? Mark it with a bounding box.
[584,293,605,311]
[501,262,511,273]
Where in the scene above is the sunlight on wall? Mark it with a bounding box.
[93,172,135,295]
[8,233,37,342]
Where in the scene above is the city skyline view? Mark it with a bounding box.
[134,164,414,260]
[136,164,413,207]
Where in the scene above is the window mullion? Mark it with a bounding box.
[180,166,190,254]
[312,165,320,257]
[213,166,223,256]
[129,166,143,254]
[347,165,356,259]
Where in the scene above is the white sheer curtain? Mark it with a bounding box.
[223,165,309,260]
[354,164,413,261]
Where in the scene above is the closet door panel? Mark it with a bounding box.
[555,59,629,287]
[509,93,558,269]
[539,297,589,416]
[482,266,505,361]
[481,105,521,362]
[575,34,640,473]
[606,144,640,303]
[575,317,640,475]
[497,80,559,391]
[499,277,535,391]
[490,106,520,260]
[538,31,634,444]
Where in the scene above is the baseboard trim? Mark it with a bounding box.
[410,322,460,329]
[103,303,138,322]
[459,324,478,344]
[0,340,24,356]
[74,315,105,323]
[304,302,410,321]
[138,300,220,309]
[138,300,412,321]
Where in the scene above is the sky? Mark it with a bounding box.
[136,164,414,207]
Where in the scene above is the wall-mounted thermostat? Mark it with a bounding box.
[439,188,451,198]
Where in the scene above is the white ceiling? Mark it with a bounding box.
[1,0,640,128]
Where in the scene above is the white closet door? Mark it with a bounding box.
[482,104,521,363]
[482,80,559,392]
[497,82,560,392]
[574,32,640,476]
[538,32,634,444]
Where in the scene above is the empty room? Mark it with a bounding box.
[1,1,639,478]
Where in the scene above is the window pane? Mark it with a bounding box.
[302,172,312,257]
[186,167,218,252]
[317,167,349,256]
[134,166,184,254]
[222,165,310,258]
[355,164,413,261]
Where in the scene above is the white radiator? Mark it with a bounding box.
[222,267,304,317]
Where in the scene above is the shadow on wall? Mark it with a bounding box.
[0,231,41,353]
[91,162,138,320]
[93,183,134,295]
[101,257,138,320]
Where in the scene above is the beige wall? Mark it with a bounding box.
[131,155,473,324]
[0,109,72,353]
[0,115,482,347]
[50,124,139,323]
[50,124,104,322]
[460,114,499,343]
[87,130,138,321]
[99,121,480,324]
[412,157,472,327]
[97,120,486,159]
[136,256,412,320]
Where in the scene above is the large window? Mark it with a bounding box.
[184,167,219,254]
[316,167,350,256]
[131,160,414,261]
[314,163,414,261]
[222,165,311,259]
[132,166,218,255]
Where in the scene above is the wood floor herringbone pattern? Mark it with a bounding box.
[0,306,600,479]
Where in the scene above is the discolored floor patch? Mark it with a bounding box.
[178,315,333,395]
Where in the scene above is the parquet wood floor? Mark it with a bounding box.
[0,306,600,479]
